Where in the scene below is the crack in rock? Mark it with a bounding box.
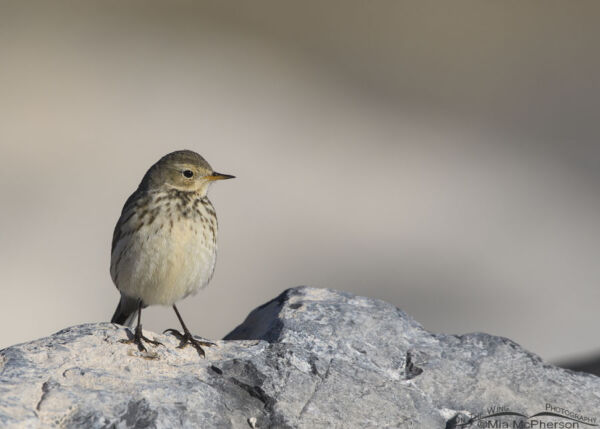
[35,380,52,411]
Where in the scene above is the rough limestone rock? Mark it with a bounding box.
[1,287,599,428]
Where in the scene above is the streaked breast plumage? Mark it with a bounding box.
[110,189,217,306]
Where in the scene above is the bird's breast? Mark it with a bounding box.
[111,193,218,306]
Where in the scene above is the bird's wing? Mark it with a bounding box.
[111,189,144,255]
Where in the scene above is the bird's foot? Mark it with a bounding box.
[121,324,163,352]
[163,328,216,358]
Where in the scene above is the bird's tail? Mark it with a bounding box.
[110,296,140,327]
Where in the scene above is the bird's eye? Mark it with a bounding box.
[182,170,194,178]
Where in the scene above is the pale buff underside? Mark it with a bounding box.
[110,206,217,306]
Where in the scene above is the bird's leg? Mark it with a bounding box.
[120,301,162,352]
[164,305,216,357]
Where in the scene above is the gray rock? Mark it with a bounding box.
[1,287,599,428]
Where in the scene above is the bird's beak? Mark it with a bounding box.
[207,172,235,181]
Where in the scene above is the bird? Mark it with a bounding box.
[109,150,234,356]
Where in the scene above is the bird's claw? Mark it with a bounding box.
[121,325,163,352]
[163,328,216,357]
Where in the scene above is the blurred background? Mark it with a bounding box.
[1,1,599,366]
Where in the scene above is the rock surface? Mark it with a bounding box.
[1,287,599,428]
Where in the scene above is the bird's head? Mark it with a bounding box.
[141,150,234,196]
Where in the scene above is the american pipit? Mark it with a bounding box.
[110,150,234,356]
